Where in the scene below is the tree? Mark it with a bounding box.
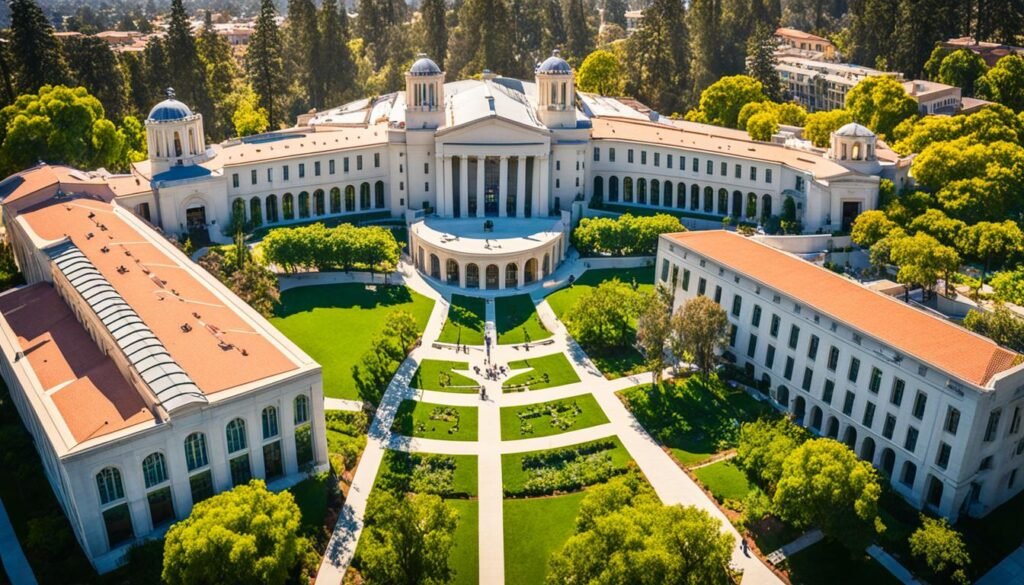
[909,209,965,248]
[63,36,128,122]
[909,516,970,585]
[419,0,448,69]
[803,109,853,147]
[450,0,513,78]
[8,0,70,94]
[687,75,767,129]
[672,295,728,380]
[286,0,322,109]
[197,11,241,141]
[358,491,458,585]
[603,0,627,29]
[746,112,779,141]
[736,418,807,489]
[319,0,355,106]
[635,286,673,384]
[623,0,690,115]
[687,0,726,96]
[976,54,1024,112]
[891,104,1024,156]
[563,0,595,65]
[383,310,421,353]
[248,0,288,128]
[773,438,884,550]
[746,24,782,102]
[912,139,1024,224]
[577,50,624,96]
[851,209,898,249]
[937,49,987,97]
[566,279,640,353]
[964,304,1024,352]
[992,269,1024,306]
[547,474,734,585]
[957,221,1024,291]
[165,0,210,123]
[890,232,960,298]
[353,332,403,403]
[162,481,303,585]
[844,76,918,140]
[232,86,270,137]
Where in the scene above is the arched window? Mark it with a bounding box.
[262,406,279,439]
[375,181,385,208]
[298,191,310,218]
[852,142,861,160]
[732,190,742,217]
[266,194,279,223]
[466,263,480,288]
[330,187,341,214]
[718,189,728,215]
[608,176,619,202]
[314,189,325,216]
[677,183,686,208]
[746,192,757,218]
[637,178,647,204]
[283,193,294,220]
[691,184,699,210]
[650,179,659,206]
[184,432,209,471]
[593,176,603,202]
[360,183,371,209]
[761,194,772,219]
[96,467,125,505]
[505,263,518,288]
[226,418,248,453]
[249,197,263,227]
[623,177,634,202]
[900,461,917,487]
[294,395,310,425]
[703,186,713,213]
[345,186,356,212]
[142,453,168,488]
[173,131,182,157]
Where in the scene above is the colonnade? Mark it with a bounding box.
[436,154,549,219]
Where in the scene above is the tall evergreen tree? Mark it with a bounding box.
[165,0,211,122]
[119,51,150,118]
[286,0,322,109]
[8,0,70,93]
[420,0,448,69]
[603,0,627,29]
[453,0,514,77]
[64,35,128,122]
[626,0,690,114]
[563,0,594,65]
[247,0,287,127]
[892,0,962,77]
[143,36,171,104]
[197,10,241,140]
[688,0,724,96]
[541,0,567,56]
[319,0,355,105]
[357,0,406,68]
[746,23,782,101]
[847,0,898,68]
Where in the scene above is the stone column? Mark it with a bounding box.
[517,260,525,287]
[476,157,486,218]
[459,155,469,218]
[442,156,453,217]
[457,260,467,288]
[516,156,527,218]
[498,156,509,218]
[537,155,549,217]
[531,157,540,217]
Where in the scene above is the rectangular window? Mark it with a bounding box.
[731,295,742,317]
[882,414,896,439]
[299,163,305,178]
[189,470,214,504]
[1011,407,1022,435]
[593,147,600,162]
[266,168,272,182]
[766,169,773,183]
[698,278,707,296]
[822,379,834,404]
[784,356,794,380]
[807,335,819,360]
[706,160,713,174]
[752,305,762,327]
[103,503,134,548]
[944,406,960,435]
[750,166,757,181]
[667,154,673,168]
[766,344,776,368]
[374,152,381,167]
[329,159,336,174]
[788,325,800,349]
[357,155,363,170]
[653,152,659,166]
[682,270,690,291]
[801,367,813,391]
[423,162,428,173]
[936,443,951,469]
[714,285,722,304]
[735,164,742,178]
[232,173,239,188]
[556,160,561,171]
[692,157,698,172]
[827,346,839,371]
[250,169,257,185]
[729,324,738,347]
[863,402,876,428]
[641,151,647,164]
[283,165,290,180]
[905,427,919,452]
[610,148,616,162]
[263,441,284,479]
[344,158,350,172]
[869,367,883,394]
[720,161,727,176]
[769,314,780,337]
[661,259,670,282]
[628,149,634,163]
[891,378,905,406]
[230,454,252,487]
[985,410,1002,442]
[747,334,758,358]
[148,486,175,527]
[848,357,860,383]
[912,391,927,420]
[314,161,321,176]
[843,391,855,416]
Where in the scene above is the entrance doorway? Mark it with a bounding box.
[484,189,498,216]
[841,201,862,231]
[185,206,210,246]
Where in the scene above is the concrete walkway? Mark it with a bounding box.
[867,545,921,585]
[323,398,363,412]
[0,497,38,585]
[977,546,1024,585]
[314,259,781,585]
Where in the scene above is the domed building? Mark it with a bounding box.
[2,52,909,287]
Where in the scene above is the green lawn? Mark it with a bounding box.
[438,294,486,346]
[378,450,479,497]
[502,352,581,391]
[448,499,479,585]
[692,459,753,503]
[786,540,900,585]
[271,284,434,399]
[501,436,632,496]
[289,473,330,535]
[504,492,587,585]
[618,375,774,467]
[495,294,552,345]
[499,394,609,440]
[391,400,479,441]
[325,410,369,477]
[410,359,478,392]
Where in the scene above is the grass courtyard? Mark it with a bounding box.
[271,284,434,399]
[447,499,480,585]
[502,352,581,391]
[377,450,479,498]
[499,394,608,440]
[391,400,479,441]
[618,375,773,467]
[501,436,633,496]
[438,294,487,346]
[692,459,752,503]
[495,294,551,345]
[409,359,478,392]
[503,491,587,585]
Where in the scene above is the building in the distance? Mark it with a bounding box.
[775,27,837,60]
[0,164,329,573]
[902,79,962,115]
[656,230,1024,521]
[942,37,1024,67]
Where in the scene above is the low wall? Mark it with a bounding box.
[580,256,655,269]
[752,234,853,254]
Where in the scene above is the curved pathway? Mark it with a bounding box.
[315,259,781,585]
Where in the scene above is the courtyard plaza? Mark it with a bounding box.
[300,254,783,585]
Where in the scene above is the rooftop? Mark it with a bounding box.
[413,217,565,256]
[665,231,1020,387]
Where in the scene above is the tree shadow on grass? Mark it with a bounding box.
[274,283,415,317]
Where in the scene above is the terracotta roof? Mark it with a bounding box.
[17,197,299,395]
[211,126,389,168]
[775,27,831,45]
[0,284,154,443]
[591,117,854,180]
[0,165,113,206]
[665,231,1020,387]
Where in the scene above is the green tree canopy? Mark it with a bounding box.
[248,0,288,128]
[746,112,779,141]
[889,232,961,296]
[909,209,966,248]
[851,209,899,249]
[358,491,458,585]
[891,104,1024,155]
[912,138,1024,223]
[844,75,918,140]
[577,50,625,96]
[623,0,690,115]
[736,418,808,489]
[976,55,1024,112]
[909,516,971,584]
[9,0,70,94]
[963,304,1024,352]
[957,221,1024,286]
[566,278,641,354]
[635,286,673,384]
[572,213,684,257]
[992,269,1024,306]
[671,295,728,380]
[162,481,303,585]
[803,109,853,147]
[686,74,768,129]
[937,49,988,97]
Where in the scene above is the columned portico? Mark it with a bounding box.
[498,156,509,218]
[475,157,485,218]
[459,155,469,218]
[536,155,549,217]
[516,157,527,217]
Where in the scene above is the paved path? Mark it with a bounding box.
[323,398,363,412]
[0,497,38,585]
[867,545,921,585]
[977,546,1024,585]
[315,260,781,585]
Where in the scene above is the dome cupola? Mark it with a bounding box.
[147,89,194,122]
[534,49,576,129]
[827,121,880,174]
[144,88,209,173]
[405,54,445,130]
[537,49,572,74]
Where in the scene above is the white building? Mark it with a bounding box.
[656,230,1024,521]
[11,53,905,290]
[0,164,329,573]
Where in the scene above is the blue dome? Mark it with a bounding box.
[409,54,442,76]
[537,49,572,74]
[148,89,193,122]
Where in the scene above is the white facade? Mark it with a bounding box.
[656,231,1024,521]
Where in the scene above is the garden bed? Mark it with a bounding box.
[377,450,478,498]
[495,294,551,345]
[501,437,632,496]
[502,352,581,391]
[438,294,486,346]
[390,400,479,441]
[410,360,478,393]
[499,394,608,440]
